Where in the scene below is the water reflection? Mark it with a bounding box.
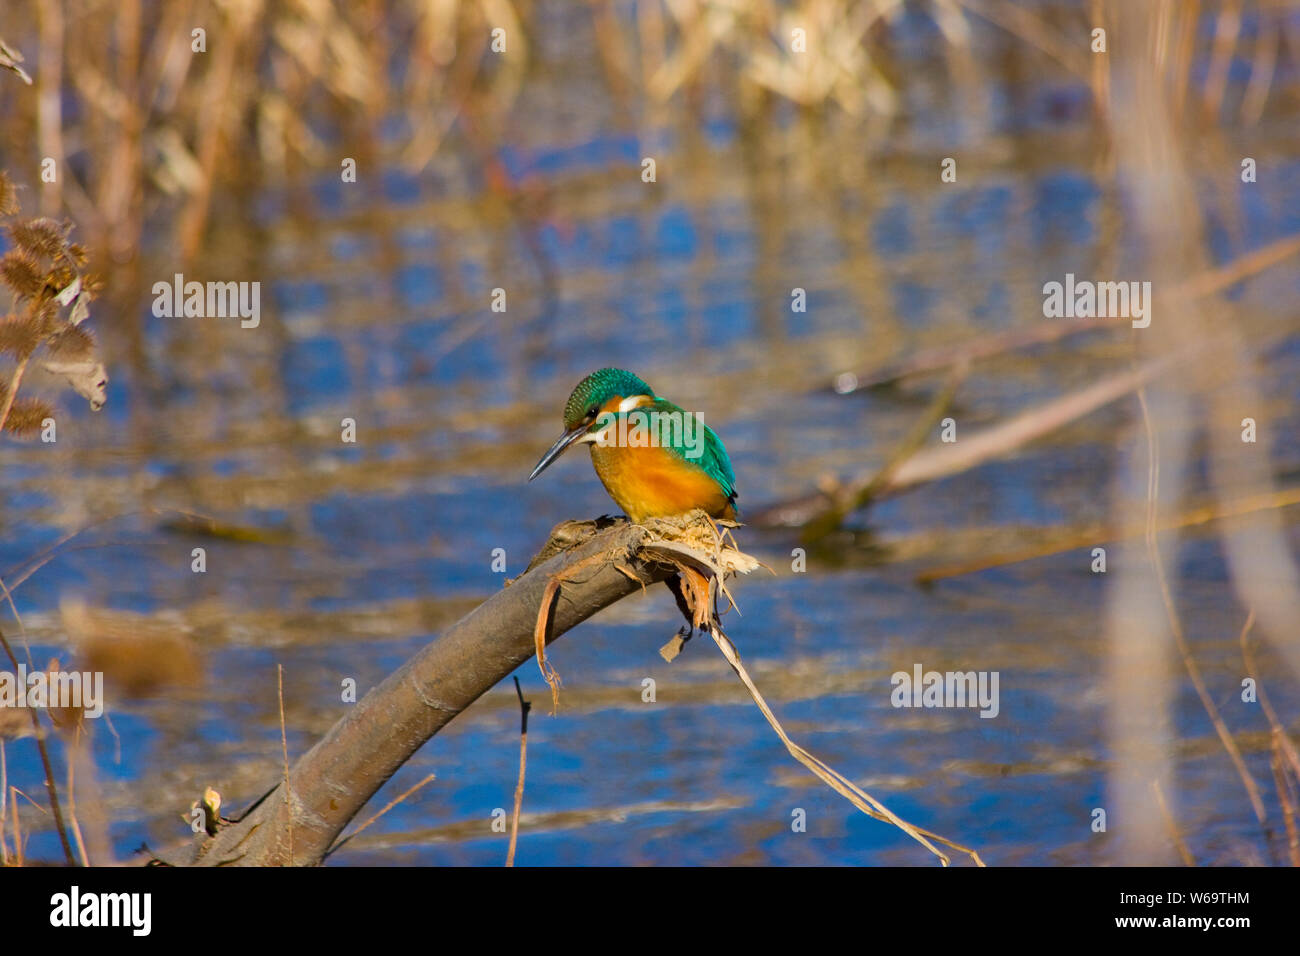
[1,4,1297,866]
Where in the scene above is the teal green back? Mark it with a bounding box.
[637,398,738,506]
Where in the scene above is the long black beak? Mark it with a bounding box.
[528,425,587,481]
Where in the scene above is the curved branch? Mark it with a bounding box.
[185,518,668,867]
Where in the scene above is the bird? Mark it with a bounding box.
[528,367,737,523]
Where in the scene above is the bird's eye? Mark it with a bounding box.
[586,405,597,418]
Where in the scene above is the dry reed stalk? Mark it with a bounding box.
[1088,0,1110,125]
[1238,612,1300,782]
[1240,14,1279,125]
[1137,387,1267,824]
[0,741,7,865]
[0,621,74,864]
[708,620,984,866]
[830,230,1300,395]
[10,785,21,866]
[1270,741,1300,867]
[278,663,293,866]
[916,484,1300,583]
[627,520,982,865]
[1203,0,1242,120]
[66,723,90,866]
[1151,779,1195,866]
[506,675,530,867]
[881,352,1179,494]
[952,0,1090,79]
[0,355,31,435]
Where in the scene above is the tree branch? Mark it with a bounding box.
[184,518,670,866]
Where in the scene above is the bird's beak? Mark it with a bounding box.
[529,424,588,482]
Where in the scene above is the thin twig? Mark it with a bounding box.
[506,675,531,867]
[1238,610,1300,781]
[1269,740,1300,867]
[1174,232,1300,300]
[325,773,437,858]
[0,354,31,435]
[0,623,74,864]
[1151,779,1195,866]
[0,741,7,866]
[278,663,292,866]
[10,785,21,867]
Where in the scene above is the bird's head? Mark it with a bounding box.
[529,368,655,481]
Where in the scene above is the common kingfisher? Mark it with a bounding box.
[528,368,738,523]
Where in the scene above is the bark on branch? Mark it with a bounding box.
[184,517,670,866]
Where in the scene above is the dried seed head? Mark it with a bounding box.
[0,313,43,357]
[0,249,43,298]
[8,217,68,261]
[43,264,76,300]
[47,323,95,359]
[4,396,53,437]
[23,298,60,337]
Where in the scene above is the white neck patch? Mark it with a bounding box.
[617,394,654,412]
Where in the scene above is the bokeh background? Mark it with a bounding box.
[1,0,1298,865]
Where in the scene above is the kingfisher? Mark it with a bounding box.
[528,368,738,523]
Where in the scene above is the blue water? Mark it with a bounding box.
[1,9,1298,868]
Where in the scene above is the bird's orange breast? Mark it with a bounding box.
[589,441,733,523]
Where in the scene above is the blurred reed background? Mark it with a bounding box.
[0,0,1298,866]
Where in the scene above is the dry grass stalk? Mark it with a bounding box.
[707,620,983,866]
[1239,612,1300,782]
[506,675,530,867]
[533,513,981,865]
[10,785,22,867]
[278,663,293,866]
[65,724,90,867]
[0,742,7,865]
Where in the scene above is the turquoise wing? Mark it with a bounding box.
[641,399,738,504]
[699,421,737,502]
